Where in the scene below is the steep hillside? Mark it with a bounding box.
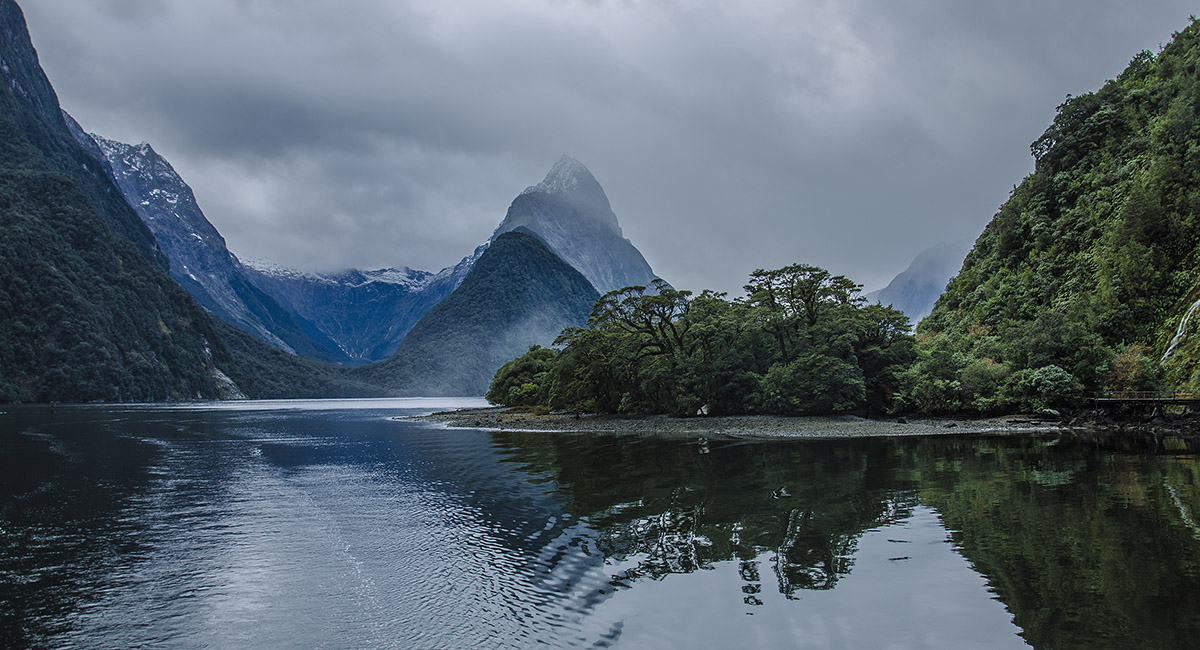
[906,18,1200,412]
[0,0,381,401]
[68,127,349,363]
[355,230,599,396]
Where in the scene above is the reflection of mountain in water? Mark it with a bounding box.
[488,433,916,600]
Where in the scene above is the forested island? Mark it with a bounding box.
[488,271,913,416]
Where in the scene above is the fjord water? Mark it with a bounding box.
[2,401,1198,649]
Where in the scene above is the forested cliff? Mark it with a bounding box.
[904,18,1200,413]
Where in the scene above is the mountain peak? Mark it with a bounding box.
[491,155,657,294]
[522,155,595,196]
[505,155,619,236]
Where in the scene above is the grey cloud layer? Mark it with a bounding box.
[22,0,1197,293]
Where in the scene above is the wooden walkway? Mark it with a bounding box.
[1092,392,1200,407]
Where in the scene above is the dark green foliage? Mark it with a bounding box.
[499,265,914,416]
[755,353,864,415]
[357,231,599,396]
[486,345,558,406]
[906,18,1200,412]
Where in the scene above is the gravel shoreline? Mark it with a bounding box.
[402,407,1072,439]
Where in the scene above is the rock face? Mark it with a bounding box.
[356,230,599,396]
[866,241,971,325]
[68,121,481,365]
[0,0,378,401]
[492,155,658,294]
[68,128,349,363]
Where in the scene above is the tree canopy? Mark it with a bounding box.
[489,266,914,416]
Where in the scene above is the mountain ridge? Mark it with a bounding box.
[66,126,351,363]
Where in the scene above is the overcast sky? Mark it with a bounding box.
[21,0,1198,294]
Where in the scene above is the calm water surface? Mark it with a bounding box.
[1,399,1198,649]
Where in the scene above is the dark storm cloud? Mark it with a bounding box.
[19,0,1198,292]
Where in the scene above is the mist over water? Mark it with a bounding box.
[2,400,1197,649]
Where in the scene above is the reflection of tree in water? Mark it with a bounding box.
[774,497,910,596]
[902,436,1200,650]
[492,429,1200,646]
[490,432,914,600]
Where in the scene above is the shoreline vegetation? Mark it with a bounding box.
[407,406,1200,440]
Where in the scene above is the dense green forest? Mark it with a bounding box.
[489,267,914,415]
[901,18,1200,414]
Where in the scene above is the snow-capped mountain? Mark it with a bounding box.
[67,122,350,363]
[241,247,481,364]
[491,155,658,294]
[68,119,487,365]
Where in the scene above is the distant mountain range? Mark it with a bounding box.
[238,254,478,364]
[69,113,657,374]
[48,39,658,395]
[865,241,971,326]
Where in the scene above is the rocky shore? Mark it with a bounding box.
[404,407,1073,439]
